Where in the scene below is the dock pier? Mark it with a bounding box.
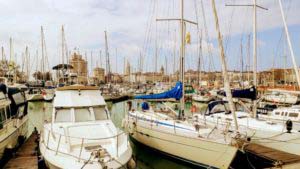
[4,130,39,169]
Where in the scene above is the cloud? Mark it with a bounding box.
[0,0,299,76]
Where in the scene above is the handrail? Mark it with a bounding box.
[43,126,126,140]
[41,125,128,162]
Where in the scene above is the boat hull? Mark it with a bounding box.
[27,94,44,102]
[0,116,28,160]
[126,118,237,169]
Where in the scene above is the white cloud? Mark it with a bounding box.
[0,0,299,76]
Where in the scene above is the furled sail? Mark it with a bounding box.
[134,81,183,100]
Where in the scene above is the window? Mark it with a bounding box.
[0,108,6,129]
[55,108,71,122]
[285,112,288,116]
[74,108,93,122]
[94,107,108,120]
[275,112,280,115]
[289,113,299,118]
[6,106,11,119]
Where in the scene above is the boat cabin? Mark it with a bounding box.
[52,85,109,123]
[271,106,300,122]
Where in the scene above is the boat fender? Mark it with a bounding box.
[127,157,136,169]
[286,120,293,133]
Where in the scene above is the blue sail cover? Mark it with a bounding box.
[134,81,183,100]
[217,86,257,100]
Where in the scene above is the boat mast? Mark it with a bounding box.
[226,0,267,118]
[61,26,65,83]
[25,46,29,81]
[197,30,202,87]
[179,0,185,119]
[104,31,111,83]
[278,0,300,89]
[156,0,197,119]
[211,0,239,131]
[41,26,45,81]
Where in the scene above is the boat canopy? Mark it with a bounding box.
[134,81,183,100]
[217,86,257,100]
[54,89,106,108]
[207,100,228,114]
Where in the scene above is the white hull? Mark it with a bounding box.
[264,94,298,104]
[0,116,28,159]
[198,112,300,156]
[125,112,238,169]
[192,95,213,103]
[27,94,44,101]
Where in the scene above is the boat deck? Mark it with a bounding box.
[245,143,300,166]
[4,132,38,169]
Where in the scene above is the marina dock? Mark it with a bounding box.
[4,132,39,169]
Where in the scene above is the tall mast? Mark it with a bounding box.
[240,38,244,87]
[156,0,197,119]
[1,46,4,61]
[104,31,111,83]
[197,30,202,86]
[9,38,12,62]
[25,46,29,81]
[226,1,267,118]
[41,26,45,81]
[61,26,65,66]
[278,0,300,89]
[61,26,65,83]
[253,0,257,87]
[211,0,238,131]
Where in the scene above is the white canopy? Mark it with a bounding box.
[53,89,106,108]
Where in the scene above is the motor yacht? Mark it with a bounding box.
[0,83,28,162]
[39,85,134,169]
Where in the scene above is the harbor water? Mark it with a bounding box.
[28,101,208,169]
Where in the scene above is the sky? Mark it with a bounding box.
[0,0,299,76]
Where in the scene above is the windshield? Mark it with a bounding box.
[74,108,93,122]
[55,108,71,122]
[94,107,108,120]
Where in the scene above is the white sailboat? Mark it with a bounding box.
[195,103,300,157]
[123,1,244,168]
[39,85,134,169]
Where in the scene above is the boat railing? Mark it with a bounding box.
[41,126,128,162]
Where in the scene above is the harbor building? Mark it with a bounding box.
[69,52,88,84]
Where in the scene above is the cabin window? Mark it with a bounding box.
[289,113,299,118]
[275,112,280,115]
[55,108,71,122]
[6,106,11,119]
[281,112,284,116]
[94,107,108,120]
[0,108,6,129]
[285,112,288,116]
[74,108,93,122]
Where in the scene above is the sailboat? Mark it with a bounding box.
[122,1,244,168]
